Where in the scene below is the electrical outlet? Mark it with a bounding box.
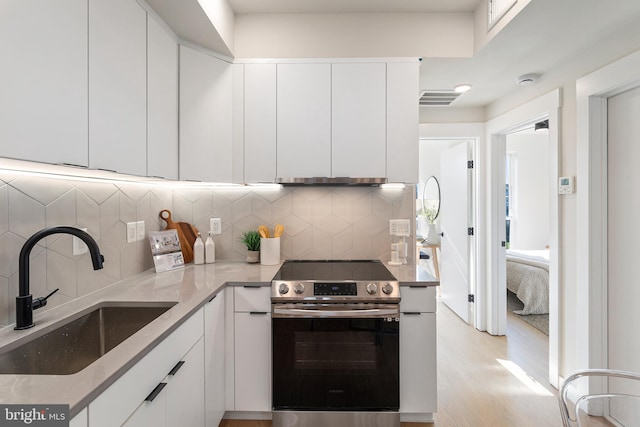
[210,218,222,235]
[390,219,411,236]
[136,221,145,241]
[72,227,89,255]
[126,222,137,243]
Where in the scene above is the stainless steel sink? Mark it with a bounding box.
[0,301,177,375]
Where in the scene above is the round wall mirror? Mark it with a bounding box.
[421,176,441,222]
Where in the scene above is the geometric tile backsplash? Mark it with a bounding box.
[0,167,415,327]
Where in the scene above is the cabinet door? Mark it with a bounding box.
[204,291,226,426]
[180,46,233,182]
[400,312,436,414]
[244,64,277,183]
[387,62,420,183]
[166,337,205,427]
[147,15,178,180]
[332,63,387,178]
[277,63,331,178]
[89,309,204,427]
[69,408,88,427]
[122,389,166,427]
[234,312,271,411]
[0,0,88,166]
[89,0,147,176]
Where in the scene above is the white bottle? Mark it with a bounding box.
[205,232,215,264]
[193,233,205,265]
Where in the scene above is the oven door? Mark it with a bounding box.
[272,303,400,412]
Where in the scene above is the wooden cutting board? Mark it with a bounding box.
[159,209,199,264]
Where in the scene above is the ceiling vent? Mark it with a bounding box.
[419,90,461,107]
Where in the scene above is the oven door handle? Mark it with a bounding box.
[272,307,399,318]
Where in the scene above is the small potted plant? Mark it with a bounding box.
[240,230,261,263]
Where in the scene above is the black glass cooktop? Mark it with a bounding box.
[273,260,397,281]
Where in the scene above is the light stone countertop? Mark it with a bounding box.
[0,260,436,417]
[386,262,439,285]
[0,261,280,417]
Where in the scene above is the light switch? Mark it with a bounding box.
[136,221,145,241]
[72,227,89,255]
[126,222,137,243]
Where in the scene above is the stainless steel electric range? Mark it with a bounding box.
[271,260,401,427]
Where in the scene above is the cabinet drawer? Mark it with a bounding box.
[89,308,204,427]
[400,286,436,313]
[234,286,271,313]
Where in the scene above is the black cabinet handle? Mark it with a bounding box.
[243,285,262,288]
[409,285,427,288]
[250,311,268,315]
[145,383,167,402]
[168,360,185,376]
[402,312,422,315]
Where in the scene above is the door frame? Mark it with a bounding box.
[576,49,640,394]
[485,89,561,388]
[419,123,483,329]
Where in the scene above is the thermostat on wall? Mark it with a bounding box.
[558,176,574,194]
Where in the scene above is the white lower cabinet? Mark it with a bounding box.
[231,286,272,413]
[234,311,271,412]
[70,408,88,427]
[204,290,226,426]
[123,337,204,427]
[88,308,204,427]
[400,286,437,421]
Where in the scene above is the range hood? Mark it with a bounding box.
[275,177,387,186]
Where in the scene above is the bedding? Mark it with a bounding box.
[506,249,549,315]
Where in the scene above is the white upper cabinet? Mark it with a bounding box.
[89,0,147,176]
[276,63,332,178]
[147,16,178,180]
[387,61,420,183]
[332,63,387,178]
[0,0,88,167]
[180,46,234,182]
[243,63,277,183]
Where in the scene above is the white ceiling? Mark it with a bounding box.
[150,0,640,109]
[227,0,482,14]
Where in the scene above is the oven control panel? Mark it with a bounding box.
[272,280,400,302]
[314,282,357,296]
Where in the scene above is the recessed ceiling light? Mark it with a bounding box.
[454,84,472,93]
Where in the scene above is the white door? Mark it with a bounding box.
[607,85,640,424]
[439,141,472,323]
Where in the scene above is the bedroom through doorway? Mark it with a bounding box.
[504,123,550,359]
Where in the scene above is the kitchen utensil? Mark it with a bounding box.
[274,224,285,238]
[159,209,199,263]
[258,225,269,239]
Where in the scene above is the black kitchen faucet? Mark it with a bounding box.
[15,226,104,330]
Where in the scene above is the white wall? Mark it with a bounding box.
[233,13,474,58]
[506,131,549,249]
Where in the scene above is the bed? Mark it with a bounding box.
[506,249,549,315]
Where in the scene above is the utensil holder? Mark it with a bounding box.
[260,237,280,265]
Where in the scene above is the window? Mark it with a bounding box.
[505,152,517,248]
[489,0,517,29]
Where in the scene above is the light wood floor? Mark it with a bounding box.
[220,299,562,427]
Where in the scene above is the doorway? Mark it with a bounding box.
[503,125,551,377]
[504,127,551,334]
[486,89,561,388]
[418,137,477,327]
[575,48,640,405]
